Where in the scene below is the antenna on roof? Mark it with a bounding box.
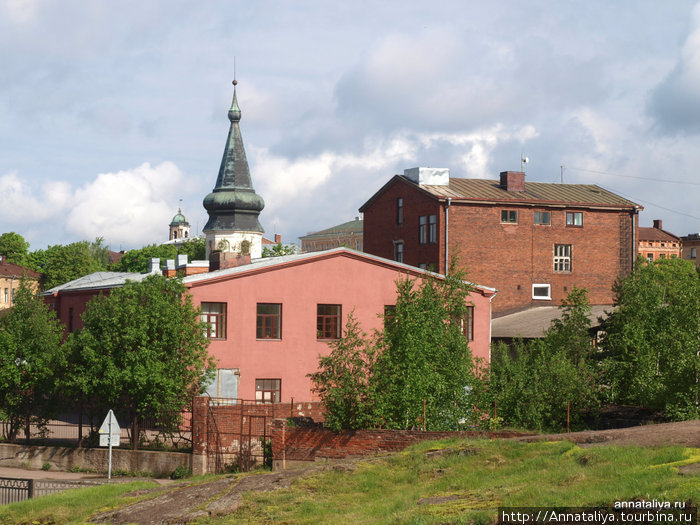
[520,153,529,172]
[560,165,565,184]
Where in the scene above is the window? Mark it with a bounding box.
[201,302,226,339]
[418,216,427,244]
[317,304,341,339]
[2,288,6,303]
[462,306,474,341]
[532,284,552,300]
[566,212,583,226]
[659,253,666,259]
[691,247,697,259]
[394,241,404,263]
[384,305,396,328]
[255,379,281,403]
[554,244,572,272]
[68,307,74,333]
[397,198,403,225]
[501,210,518,223]
[534,211,550,225]
[428,215,437,243]
[257,303,282,339]
[647,253,654,263]
[204,368,239,399]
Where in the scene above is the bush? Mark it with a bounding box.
[170,465,191,480]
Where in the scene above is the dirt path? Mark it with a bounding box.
[515,420,700,447]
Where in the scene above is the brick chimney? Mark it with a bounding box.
[499,171,525,192]
[653,219,663,230]
[209,252,251,271]
[274,234,281,243]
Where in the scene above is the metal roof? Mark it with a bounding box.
[43,271,151,294]
[300,218,363,240]
[491,305,614,339]
[422,178,640,208]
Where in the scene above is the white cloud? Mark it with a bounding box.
[65,162,183,245]
[0,162,185,248]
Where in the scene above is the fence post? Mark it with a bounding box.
[28,479,34,499]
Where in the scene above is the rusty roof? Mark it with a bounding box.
[421,177,640,208]
[0,261,40,279]
[638,227,681,243]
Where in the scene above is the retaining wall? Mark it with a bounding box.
[0,443,190,476]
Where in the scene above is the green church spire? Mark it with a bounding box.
[203,80,265,235]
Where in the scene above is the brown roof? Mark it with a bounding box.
[0,261,40,279]
[422,178,640,208]
[638,227,680,243]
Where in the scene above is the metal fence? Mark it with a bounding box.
[0,412,192,450]
[0,477,107,505]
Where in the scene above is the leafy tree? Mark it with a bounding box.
[487,287,599,432]
[374,263,477,430]
[30,240,109,289]
[176,237,206,262]
[67,275,216,448]
[602,257,700,420]
[308,312,380,431]
[0,279,65,442]
[0,232,30,266]
[262,242,297,258]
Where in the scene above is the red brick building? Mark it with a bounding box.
[637,219,681,262]
[360,168,642,315]
[681,233,699,268]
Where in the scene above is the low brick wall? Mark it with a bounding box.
[271,419,531,469]
[0,443,190,476]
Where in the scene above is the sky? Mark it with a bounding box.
[1,0,699,252]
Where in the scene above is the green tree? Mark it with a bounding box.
[262,243,297,258]
[602,257,700,420]
[308,312,380,431]
[176,237,206,262]
[374,263,476,430]
[31,240,109,289]
[68,275,216,448]
[487,287,599,432]
[0,232,30,266]
[0,279,65,442]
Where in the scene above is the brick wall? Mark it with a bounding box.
[270,418,532,468]
[363,179,638,314]
[191,396,325,474]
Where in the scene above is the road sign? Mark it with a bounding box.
[99,409,121,482]
[98,409,121,446]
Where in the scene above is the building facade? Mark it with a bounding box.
[183,248,496,402]
[300,217,363,252]
[0,256,41,310]
[681,233,700,268]
[360,168,642,315]
[638,219,681,262]
[169,207,191,242]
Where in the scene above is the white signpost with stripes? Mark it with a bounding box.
[98,409,121,482]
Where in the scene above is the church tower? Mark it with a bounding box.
[169,206,191,241]
[203,80,265,259]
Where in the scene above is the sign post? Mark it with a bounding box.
[99,409,121,482]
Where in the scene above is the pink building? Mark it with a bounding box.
[183,248,496,402]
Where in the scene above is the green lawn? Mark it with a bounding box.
[0,480,159,525]
[204,439,700,525]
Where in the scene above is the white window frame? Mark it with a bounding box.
[554,244,572,272]
[532,284,552,300]
[394,241,404,263]
[566,211,583,226]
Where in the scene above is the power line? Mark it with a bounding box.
[569,166,700,186]
[595,183,700,222]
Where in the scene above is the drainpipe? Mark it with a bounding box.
[632,206,640,273]
[488,291,497,363]
[444,198,452,275]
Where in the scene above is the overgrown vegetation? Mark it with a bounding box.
[602,257,700,420]
[209,439,700,524]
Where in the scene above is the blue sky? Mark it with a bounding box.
[1,0,699,251]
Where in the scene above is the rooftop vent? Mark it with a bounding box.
[404,167,449,186]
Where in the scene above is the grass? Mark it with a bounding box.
[0,480,158,525]
[199,439,700,524]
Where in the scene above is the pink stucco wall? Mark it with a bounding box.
[185,250,494,402]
